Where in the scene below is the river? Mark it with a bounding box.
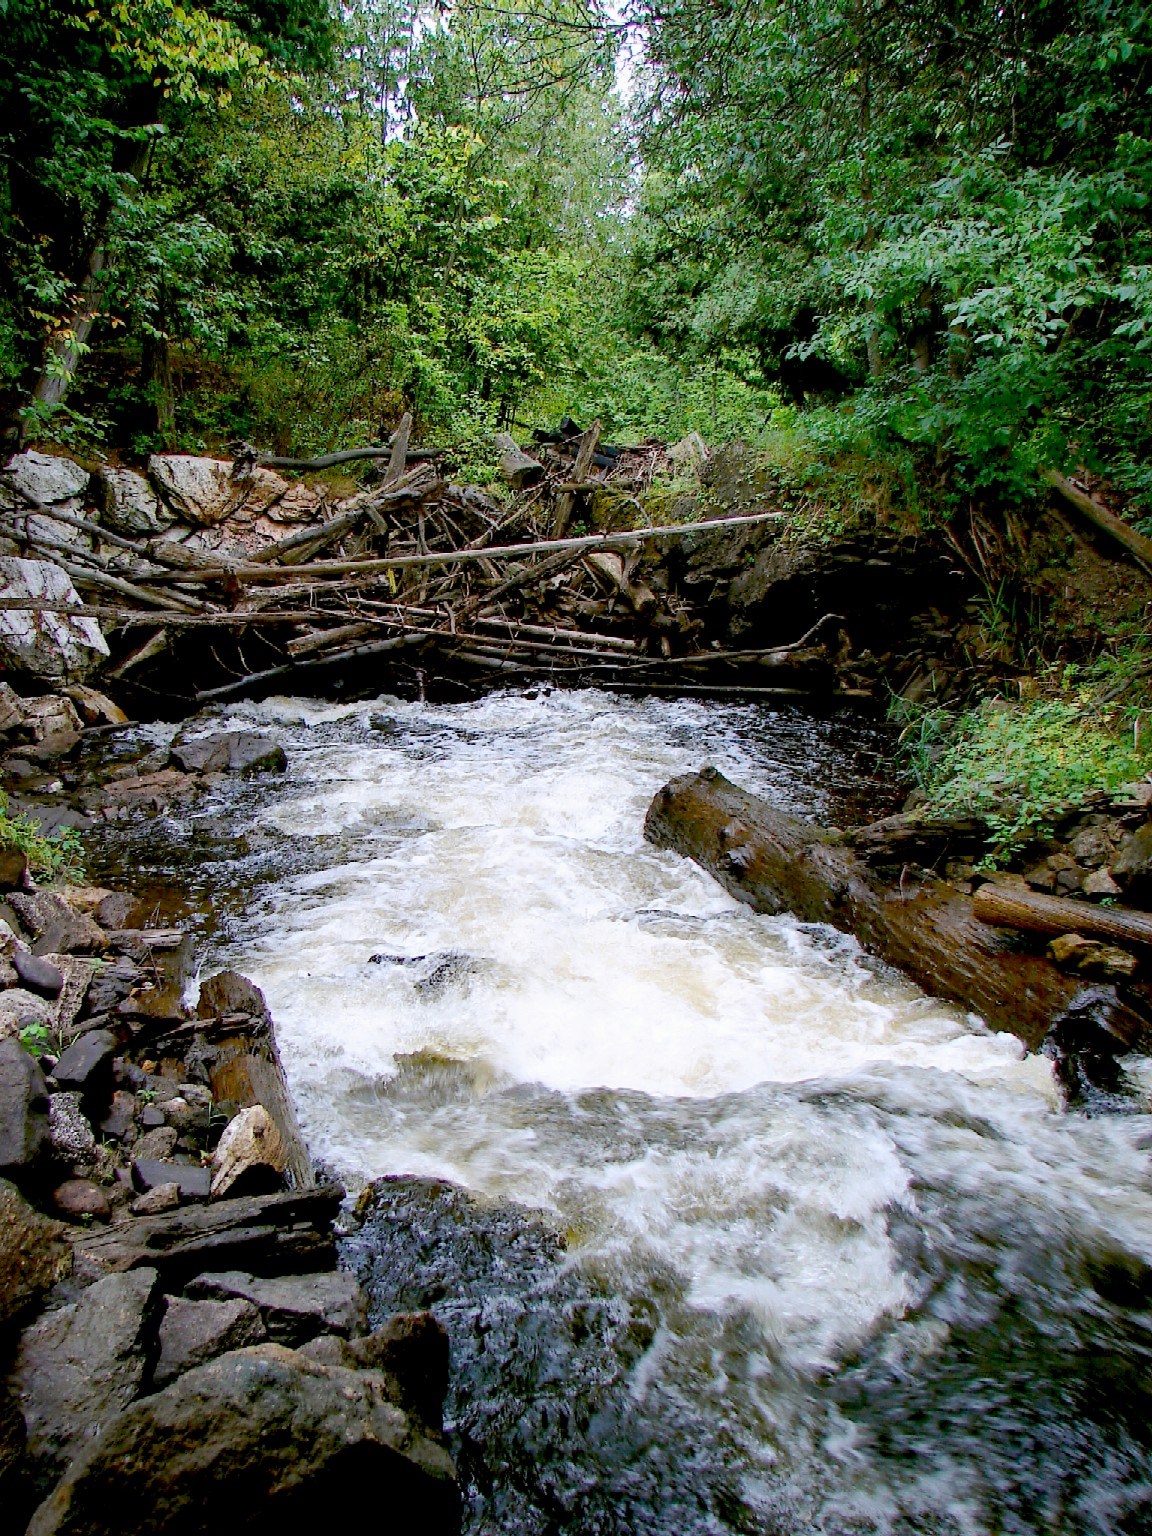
[90,689,1152,1534]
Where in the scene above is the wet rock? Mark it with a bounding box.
[130,1182,180,1216]
[0,559,108,682]
[85,955,139,1016]
[0,1177,72,1324]
[71,1182,342,1285]
[14,950,65,999]
[133,1125,178,1162]
[1112,823,1152,905]
[195,968,270,1020]
[210,1103,287,1198]
[154,1297,267,1389]
[131,1159,211,1201]
[170,730,287,776]
[0,1040,51,1173]
[185,1269,367,1345]
[95,467,174,538]
[1047,933,1138,982]
[7,892,108,957]
[346,1312,450,1431]
[25,1342,459,1536]
[12,1267,161,1482]
[52,1178,111,1222]
[0,987,53,1042]
[52,1029,116,1102]
[0,691,83,745]
[48,1092,96,1163]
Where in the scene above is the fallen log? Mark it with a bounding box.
[1042,467,1152,577]
[644,768,1149,1049]
[974,883,1152,950]
[495,433,544,489]
[554,419,600,538]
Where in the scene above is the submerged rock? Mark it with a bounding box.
[25,1343,460,1536]
[169,729,287,775]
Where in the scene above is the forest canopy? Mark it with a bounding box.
[2,0,1150,514]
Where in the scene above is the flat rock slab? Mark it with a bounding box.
[131,1160,211,1201]
[12,1267,161,1482]
[1,452,89,508]
[26,1343,460,1536]
[154,1296,267,1389]
[0,559,108,683]
[53,1030,116,1098]
[186,1268,367,1344]
[0,1177,72,1325]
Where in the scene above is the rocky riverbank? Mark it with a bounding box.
[0,711,462,1531]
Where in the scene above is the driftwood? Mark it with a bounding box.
[495,433,544,490]
[974,882,1152,950]
[644,767,1149,1049]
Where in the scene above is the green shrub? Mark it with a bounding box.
[0,792,85,881]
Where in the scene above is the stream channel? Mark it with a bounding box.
[88,689,1152,1535]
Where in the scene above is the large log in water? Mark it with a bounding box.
[644,768,1148,1050]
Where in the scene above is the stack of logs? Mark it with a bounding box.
[0,421,840,705]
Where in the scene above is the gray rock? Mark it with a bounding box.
[0,1040,50,1173]
[1112,822,1152,905]
[0,986,53,1043]
[49,1092,96,1162]
[0,1177,72,1325]
[346,1312,450,1432]
[26,1343,459,1536]
[185,1268,367,1344]
[0,452,89,509]
[52,1030,116,1099]
[131,1160,211,1200]
[133,1125,178,1162]
[154,1296,267,1388]
[7,892,108,956]
[170,730,287,776]
[12,1267,161,1480]
[147,455,289,526]
[129,1182,180,1216]
[96,1090,135,1140]
[0,559,108,682]
[52,1178,111,1222]
[95,467,174,538]
[14,950,65,999]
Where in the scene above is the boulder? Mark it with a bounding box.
[0,1040,51,1173]
[94,467,174,538]
[0,560,108,682]
[195,969,270,1020]
[185,1269,366,1345]
[0,452,89,509]
[147,457,288,527]
[52,1178,111,1223]
[0,1177,72,1325]
[153,1297,267,1389]
[345,1312,450,1432]
[52,1030,116,1102]
[25,1343,460,1536]
[0,987,53,1043]
[12,1267,161,1481]
[48,1093,96,1163]
[169,730,287,775]
[210,1104,287,1198]
[7,893,108,956]
[1112,823,1152,905]
[0,691,83,744]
